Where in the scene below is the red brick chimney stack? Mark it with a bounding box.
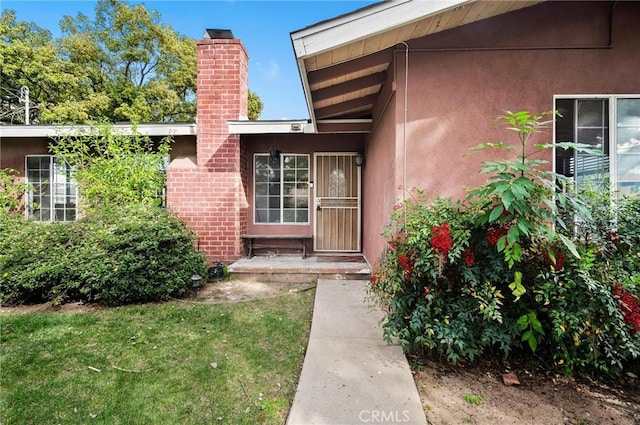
[167,29,249,264]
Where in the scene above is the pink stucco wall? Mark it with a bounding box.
[362,1,640,264]
[362,94,397,264]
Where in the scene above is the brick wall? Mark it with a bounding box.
[167,36,248,264]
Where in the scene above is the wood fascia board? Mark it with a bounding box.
[227,120,312,134]
[291,0,472,59]
[0,123,197,138]
[315,94,377,119]
[311,72,386,102]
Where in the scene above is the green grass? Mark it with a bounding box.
[0,290,314,424]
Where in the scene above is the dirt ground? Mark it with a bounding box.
[0,279,316,314]
[413,358,640,425]
[3,279,639,425]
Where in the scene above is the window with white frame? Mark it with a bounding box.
[26,156,77,221]
[555,96,640,196]
[254,154,309,224]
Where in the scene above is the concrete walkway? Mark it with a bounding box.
[287,279,427,425]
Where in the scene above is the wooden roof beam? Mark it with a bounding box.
[307,49,392,84]
[311,72,386,102]
[315,94,377,119]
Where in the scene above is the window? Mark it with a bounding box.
[254,154,309,224]
[555,96,640,196]
[26,156,77,221]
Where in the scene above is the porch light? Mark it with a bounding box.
[355,152,364,166]
[269,149,281,160]
[191,274,203,288]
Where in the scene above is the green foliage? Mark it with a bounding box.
[0,168,30,215]
[248,90,263,120]
[1,2,263,124]
[49,123,171,214]
[368,111,640,377]
[464,393,484,405]
[0,205,207,306]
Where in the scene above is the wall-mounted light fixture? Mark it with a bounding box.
[269,149,281,160]
[355,152,364,166]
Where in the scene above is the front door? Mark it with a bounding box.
[314,153,361,252]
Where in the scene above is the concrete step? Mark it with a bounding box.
[227,255,371,283]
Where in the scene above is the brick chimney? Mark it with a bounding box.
[167,29,249,264]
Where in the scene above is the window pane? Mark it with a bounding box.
[577,128,607,149]
[268,196,280,208]
[255,196,268,208]
[296,210,308,223]
[577,100,605,126]
[256,209,269,223]
[268,210,280,223]
[617,98,640,126]
[255,183,268,196]
[283,209,295,222]
[616,98,640,195]
[296,156,308,168]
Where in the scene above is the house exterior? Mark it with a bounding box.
[1,0,639,266]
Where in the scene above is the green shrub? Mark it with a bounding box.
[368,111,640,377]
[0,206,206,306]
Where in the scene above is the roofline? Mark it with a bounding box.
[0,123,197,138]
[228,120,314,134]
[291,0,472,59]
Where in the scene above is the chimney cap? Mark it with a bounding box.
[203,29,235,40]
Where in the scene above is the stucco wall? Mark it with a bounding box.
[362,0,640,263]
[362,93,397,265]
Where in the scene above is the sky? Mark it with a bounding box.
[2,0,378,120]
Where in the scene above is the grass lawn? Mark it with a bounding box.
[0,289,314,424]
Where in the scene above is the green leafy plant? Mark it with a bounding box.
[49,122,171,215]
[0,168,30,215]
[368,110,640,377]
[0,205,206,306]
[464,393,484,405]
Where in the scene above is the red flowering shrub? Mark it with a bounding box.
[485,225,508,245]
[613,284,640,335]
[430,223,453,257]
[368,112,640,377]
[463,248,475,267]
[398,254,415,279]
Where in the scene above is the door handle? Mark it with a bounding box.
[316,198,321,210]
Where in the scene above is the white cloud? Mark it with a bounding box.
[256,60,281,80]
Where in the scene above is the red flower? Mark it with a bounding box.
[613,284,640,335]
[398,254,415,279]
[423,287,430,296]
[486,226,508,245]
[431,223,453,257]
[544,246,565,271]
[606,231,621,246]
[370,275,380,286]
[463,248,475,267]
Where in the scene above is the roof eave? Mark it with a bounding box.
[0,123,197,138]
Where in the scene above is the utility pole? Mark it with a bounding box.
[19,86,30,125]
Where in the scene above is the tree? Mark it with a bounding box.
[1,1,263,124]
[248,90,263,120]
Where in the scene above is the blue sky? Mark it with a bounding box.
[2,0,377,120]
